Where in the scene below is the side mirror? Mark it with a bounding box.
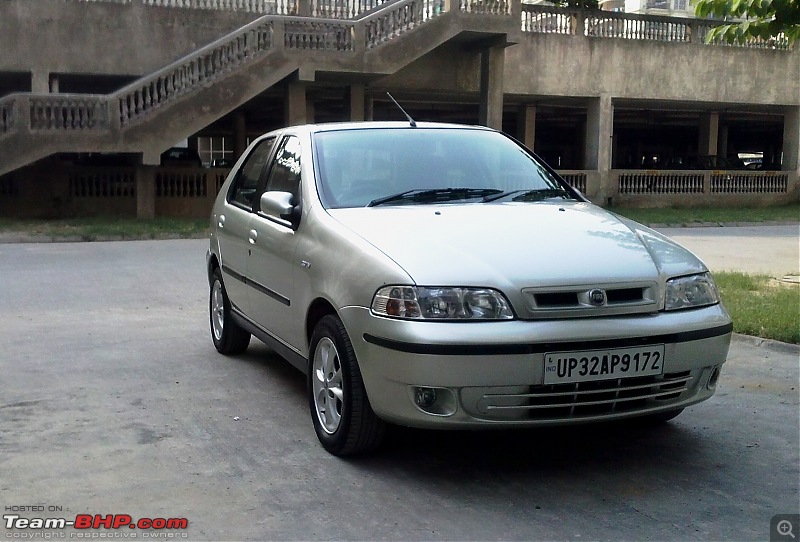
[259,191,299,228]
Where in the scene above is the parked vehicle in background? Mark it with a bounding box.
[663,154,746,170]
[206,121,733,456]
[211,157,234,168]
[160,147,202,167]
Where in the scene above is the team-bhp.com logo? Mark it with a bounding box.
[4,513,188,537]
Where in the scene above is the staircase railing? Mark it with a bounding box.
[0,0,459,146]
[116,17,278,128]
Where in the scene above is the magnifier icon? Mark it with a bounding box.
[778,520,796,539]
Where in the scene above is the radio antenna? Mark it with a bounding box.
[386,92,416,128]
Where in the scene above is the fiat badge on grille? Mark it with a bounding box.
[589,288,607,306]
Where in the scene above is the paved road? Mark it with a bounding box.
[0,238,798,541]
[659,224,800,277]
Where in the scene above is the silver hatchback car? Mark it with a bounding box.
[207,122,732,456]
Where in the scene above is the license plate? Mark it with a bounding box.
[543,345,665,385]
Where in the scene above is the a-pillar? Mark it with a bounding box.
[586,95,613,203]
[782,105,800,172]
[347,84,366,122]
[479,46,505,130]
[698,112,720,157]
[517,104,536,151]
[285,82,308,126]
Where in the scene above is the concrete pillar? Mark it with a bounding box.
[479,46,505,130]
[285,82,307,126]
[31,71,49,94]
[717,123,729,160]
[699,112,720,157]
[296,0,311,16]
[347,84,366,122]
[586,95,613,171]
[782,106,800,171]
[585,95,613,203]
[366,96,374,121]
[49,75,59,93]
[135,165,156,220]
[517,104,536,151]
[234,111,247,159]
[306,99,315,125]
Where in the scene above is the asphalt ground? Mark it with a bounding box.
[0,230,798,541]
[660,225,800,278]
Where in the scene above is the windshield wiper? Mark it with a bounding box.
[482,188,572,203]
[367,188,503,207]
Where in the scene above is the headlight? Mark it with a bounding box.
[371,286,514,320]
[664,273,720,311]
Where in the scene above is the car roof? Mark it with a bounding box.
[274,121,495,137]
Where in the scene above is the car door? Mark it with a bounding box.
[216,136,277,315]
[246,134,303,350]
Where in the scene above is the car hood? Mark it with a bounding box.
[326,201,707,288]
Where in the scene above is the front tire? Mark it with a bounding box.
[308,315,385,456]
[209,267,250,355]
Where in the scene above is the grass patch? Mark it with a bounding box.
[714,271,800,344]
[612,203,800,226]
[0,217,209,241]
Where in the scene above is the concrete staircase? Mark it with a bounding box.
[0,0,518,177]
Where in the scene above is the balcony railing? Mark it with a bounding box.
[71,0,794,50]
[520,4,792,50]
[615,170,790,195]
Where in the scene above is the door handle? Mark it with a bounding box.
[218,215,226,228]
[248,229,258,244]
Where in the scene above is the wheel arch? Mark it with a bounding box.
[305,297,338,350]
[207,253,220,286]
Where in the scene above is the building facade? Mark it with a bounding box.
[0,0,798,218]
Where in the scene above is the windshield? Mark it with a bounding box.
[313,127,574,209]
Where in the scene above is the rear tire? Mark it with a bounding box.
[209,267,250,355]
[308,315,386,456]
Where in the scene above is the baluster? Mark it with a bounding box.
[78,102,86,129]
[43,104,51,129]
[120,96,128,125]
[59,102,75,130]
[63,102,71,129]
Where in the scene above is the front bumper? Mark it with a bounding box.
[339,304,732,428]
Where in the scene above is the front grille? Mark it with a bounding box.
[473,371,694,420]
[521,282,658,318]
[606,287,644,304]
